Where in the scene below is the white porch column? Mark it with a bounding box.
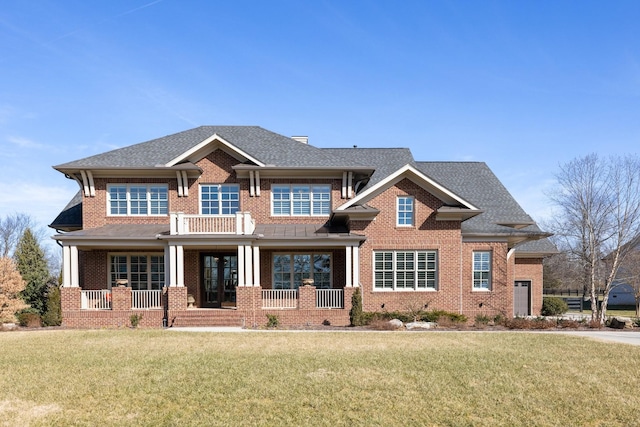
[62,245,71,287]
[346,246,353,287]
[169,245,177,286]
[253,246,260,287]
[70,246,79,287]
[164,246,171,287]
[244,245,253,285]
[237,245,246,286]
[176,245,184,287]
[353,245,360,287]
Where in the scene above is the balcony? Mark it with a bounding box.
[170,212,255,235]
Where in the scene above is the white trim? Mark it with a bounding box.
[249,171,255,197]
[176,171,184,197]
[165,133,265,167]
[347,171,353,198]
[71,246,79,287]
[87,170,95,196]
[342,172,347,199]
[107,183,169,216]
[346,246,353,287]
[353,245,360,287]
[253,246,261,287]
[181,171,189,196]
[336,164,479,211]
[237,245,245,286]
[255,171,260,196]
[396,195,415,227]
[176,245,184,287]
[472,250,492,291]
[80,170,90,197]
[244,245,253,285]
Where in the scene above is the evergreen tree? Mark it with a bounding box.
[14,228,50,314]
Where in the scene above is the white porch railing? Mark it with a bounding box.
[170,212,255,235]
[262,289,298,309]
[132,290,163,309]
[316,289,344,309]
[81,290,111,310]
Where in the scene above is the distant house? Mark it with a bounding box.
[50,126,556,328]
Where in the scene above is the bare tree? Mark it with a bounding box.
[0,257,28,323]
[0,213,36,258]
[549,154,640,323]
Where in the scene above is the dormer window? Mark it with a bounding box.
[397,196,414,226]
[107,184,168,216]
[200,184,240,215]
[272,184,331,216]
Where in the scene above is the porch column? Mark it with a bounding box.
[245,245,253,286]
[353,245,360,287]
[62,245,79,287]
[164,245,171,287]
[176,245,184,287]
[168,245,177,286]
[253,246,260,287]
[237,245,246,286]
[346,246,353,287]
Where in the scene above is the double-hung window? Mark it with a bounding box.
[272,185,331,216]
[109,254,165,290]
[472,251,491,290]
[397,196,414,226]
[200,184,240,215]
[272,253,331,289]
[373,250,438,290]
[107,184,168,216]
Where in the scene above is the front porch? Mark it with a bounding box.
[60,285,355,328]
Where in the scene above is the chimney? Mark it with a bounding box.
[291,136,308,144]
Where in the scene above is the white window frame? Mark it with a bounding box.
[397,196,414,227]
[271,184,331,216]
[107,184,168,216]
[108,253,165,290]
[472,251,492,290]
[373,250,438,291]
[200,184,240,215]
[272,253,332,289]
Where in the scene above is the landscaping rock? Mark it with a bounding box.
[1,323,18,331]
[406,321,436,330]
[388,319,404,329]
[609,316,634,329]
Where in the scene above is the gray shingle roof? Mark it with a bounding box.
[54,126,365,170]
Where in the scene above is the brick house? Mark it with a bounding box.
[50,126,555,328]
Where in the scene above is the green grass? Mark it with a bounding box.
[1,330,639,426]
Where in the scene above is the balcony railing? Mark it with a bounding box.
[81,290,111,310]
[262,289,298,309]
[170,212,255,235]
[316,289,344,309]
[132,290,163,309]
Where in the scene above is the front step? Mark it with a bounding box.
[169,309,245,328]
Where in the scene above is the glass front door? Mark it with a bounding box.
[201,254,237,308]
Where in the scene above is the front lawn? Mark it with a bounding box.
[0,330,639,426]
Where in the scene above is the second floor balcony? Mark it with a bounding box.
[170,212,255,235]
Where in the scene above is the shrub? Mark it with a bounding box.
[16,308,42,328]
[475,314,490,328]
[556,318,580,329]
[634,318,640,328]
[503,317,555,330]
[266,314,279,328]
[541,297,569,316]
[130,313,143,328]
[42,284,62,327]
[349,288,365,326]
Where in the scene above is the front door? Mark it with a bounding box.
[514,281,531,316]
[201,254,238,308]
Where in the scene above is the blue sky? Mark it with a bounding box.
[1,0,639,245]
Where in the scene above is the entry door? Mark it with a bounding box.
[514,281,531,316]
[202,254,238,308]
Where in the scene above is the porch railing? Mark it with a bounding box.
[81,290,111,310]
[132,290,163,309]
[262,289,298,309]
[316,289,344,309]
[170,212,255,235]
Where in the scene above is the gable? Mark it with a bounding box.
[166,134,265,167]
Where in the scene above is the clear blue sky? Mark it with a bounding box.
[1,0,639,241]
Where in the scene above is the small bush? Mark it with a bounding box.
[475,314,491,327]
[130,313,143,328]
[633,318,640,328]
[16,308,42,328]
[266,314,279,328]
[349,288,365,326]
[541,297,569,316]
[587,319,603,329]
[368,319,402,330]
[556,318,580,329]
[503,317,555,330]
[42,284,62,327]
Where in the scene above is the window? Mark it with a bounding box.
[272,185,331,216]
[397,196,414,226]
[272,253,331,289]
[373,250,437,290]
[109,254,165,290]
[200,184,240,215]
[107,184,168,216]
[473,251,491,290]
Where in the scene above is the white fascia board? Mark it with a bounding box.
[336,164,479,211]
[165,133,265,167]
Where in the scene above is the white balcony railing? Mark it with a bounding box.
[262,289,298,309]
[81,290,111,310]
[316,289,344,309]
[170,212,255,235]
[132,290,163,309]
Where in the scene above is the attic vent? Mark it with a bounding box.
[291,136,308,144]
